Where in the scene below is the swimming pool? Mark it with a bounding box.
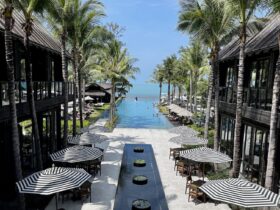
[116,98,173,129]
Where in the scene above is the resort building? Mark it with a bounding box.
[218,16,280,192]
[85,83,112,103]
[0,9,73,208]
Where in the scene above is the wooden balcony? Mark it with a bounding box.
[219,86,280,126]
[0,81,74,121]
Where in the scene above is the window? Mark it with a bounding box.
[242,125,268,186]
[226,67,235,87]
[220,116,235,158]
[250,62,257,88]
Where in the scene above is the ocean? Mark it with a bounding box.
[126,83,168,100]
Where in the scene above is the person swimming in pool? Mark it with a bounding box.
[135,97,138,101]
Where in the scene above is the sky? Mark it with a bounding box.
[100,0,189,84]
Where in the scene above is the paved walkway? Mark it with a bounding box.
[46,122,231,210]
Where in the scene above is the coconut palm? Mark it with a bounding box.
[163,55,177,104]
[13,0,51,170]
[178,0,235,151]
[152,64,165,104]
[179,41,207,113]
[263,0,280,190]
[66,0,104,133]
[0,1,25,209]
[92,40,139,124]
[226,0,263,178]
[46,0,74,147]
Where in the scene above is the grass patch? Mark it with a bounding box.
[158,105,169,114]
[207,169,230,180]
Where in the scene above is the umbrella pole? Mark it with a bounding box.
[55,193,58,210]
[203,163,205,181]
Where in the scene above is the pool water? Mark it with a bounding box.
[116,98,173,129]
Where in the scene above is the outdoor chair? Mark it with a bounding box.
[169,147,182,159]
[60,189,74,203]
[89,159,102,176]
[79,181,91,203]
[188,183,205,202]
[176,160,187,176]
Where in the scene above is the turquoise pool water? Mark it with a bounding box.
[116,98,173,129]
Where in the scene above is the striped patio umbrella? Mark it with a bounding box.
[180,147,232,164]
[50,145,103,163]
[169,126,199,136]
[169,135,208,146]
[199,178,280,208]
[16,167,91,195]
[16,167,91,209]
[68,133,108,146]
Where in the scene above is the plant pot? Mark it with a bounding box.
[132,175,148,185]
[132,199,151,210]
[133,159,146,167]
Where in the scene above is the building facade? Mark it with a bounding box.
[218,16,280,193]
[0,9,73,209]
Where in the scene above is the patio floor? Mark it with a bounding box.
[46,122,231,210]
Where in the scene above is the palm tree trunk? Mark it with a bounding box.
[194,84,197,113]
[110,78,115,124]
[265,35,280,190]
[78,65,83,128]
[61,32,68,147]
[189,70,193,112]
[232,26,246,178]
[72,51,77,136]
[168,79,171,104]
[3,4,25,209]
[159,82,162,104]
[178,86,181,103]
[204,62,214,139]
[24,31,43,170]
[214,47,220,152]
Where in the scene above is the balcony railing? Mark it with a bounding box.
[0,81,74,108]
[220,86,273,111]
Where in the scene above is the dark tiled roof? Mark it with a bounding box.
[219,15,280,61]
[0,4,61,54]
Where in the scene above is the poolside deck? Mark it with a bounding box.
[46,122,231,210]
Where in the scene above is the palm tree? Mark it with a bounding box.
[152,64,165,104]
[92,40,139,124]
[178,0,235,151]
[0,2,25,209]
[71,0,104,129]
[46,0,73,147]
[163,55,177,105]
[264,0,280,190]
[227,0,262,178]
[179,41,207,113]
[14,0,51,170]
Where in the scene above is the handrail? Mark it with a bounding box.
[0,81,74,108]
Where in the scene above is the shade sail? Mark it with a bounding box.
[200,178,280,208]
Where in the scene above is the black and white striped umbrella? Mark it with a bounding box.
[169,134,208,145]
[50,146,103,163]
[16,167,91,195]
[180,147,232,163]
[199,178,280,208]
[67,135,81,144]
[169,126,199,136]
[68,133,108,146]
